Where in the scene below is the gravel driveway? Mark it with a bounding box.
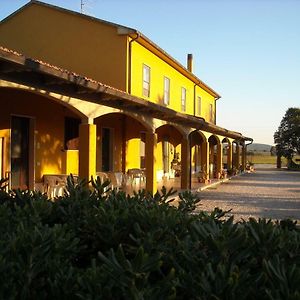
[196,166,300,222]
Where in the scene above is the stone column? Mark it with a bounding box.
[227,142,233,170]
[181,137,191,189]
[79,123,97,181]
[145,131,157,194]
[216,143,223,176]
[241,144,246,171]
[235,143,241,170]
[201,141,210,181]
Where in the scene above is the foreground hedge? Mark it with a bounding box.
[0,177,299,299]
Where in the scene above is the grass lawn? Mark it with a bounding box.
[247,154,300,165]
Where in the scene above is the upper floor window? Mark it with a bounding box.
[209,103,214,123]
[181,87,186,112]
[143,64,150,97]
[163,77,170,105]
[197,96,201,116]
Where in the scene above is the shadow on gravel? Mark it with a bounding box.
[228,182,300,189]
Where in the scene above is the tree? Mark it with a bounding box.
[274,107,300,159]
[270,146,276,156]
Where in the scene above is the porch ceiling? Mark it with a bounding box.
[0,46,252,142]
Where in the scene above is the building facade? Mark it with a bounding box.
[0,1,252,193]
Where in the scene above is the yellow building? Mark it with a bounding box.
[0,1,252,194]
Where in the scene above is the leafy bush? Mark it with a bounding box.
[0,177,299,299]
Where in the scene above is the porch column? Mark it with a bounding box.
[227,142,233,170]
[216,143,223,176]
[79,123,97,181]
[235,144,240,170]
[201,141,210,180]
[145,132,157,194]
[241,144,246,171]
[181,137,191,189]
[121,115,127,174]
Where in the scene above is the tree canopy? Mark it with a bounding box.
[274,107,300,159]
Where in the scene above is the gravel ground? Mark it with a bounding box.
[195,166,300,222]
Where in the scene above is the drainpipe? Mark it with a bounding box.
[128,33,140,94]
[214,98,217,124]
[193,83,197,116]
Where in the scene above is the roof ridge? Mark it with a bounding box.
[1,0,137,33]
[1,1,220,99]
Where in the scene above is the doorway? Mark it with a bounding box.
[11,116,31,189]
[163,138,170,174]
[101,127,113,172]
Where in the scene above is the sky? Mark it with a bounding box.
[1,0,300,145]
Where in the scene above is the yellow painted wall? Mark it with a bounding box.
[62,150,79,175]
[0,2,217,123]
[0,128,9,180]
[125,116,146,170]
[95,114,123,172]
[126,139,140,169]
[0,88,80,182]
[195,86,216,123]
[131,41,194,114]
[95,113,147,172]
[0,3,128,90]
[130,40,216,121]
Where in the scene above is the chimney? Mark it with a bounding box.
[187,53,193,72]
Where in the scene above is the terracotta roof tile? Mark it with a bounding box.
[0,46,124,94]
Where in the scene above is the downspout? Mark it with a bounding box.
[193,81,200,116]
[128,33,140,94]
[189,133,192,189]
[214,96,220,124]
[193,83,197,116]
[214,98,217,124]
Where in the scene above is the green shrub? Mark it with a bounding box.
[0,177,299,299]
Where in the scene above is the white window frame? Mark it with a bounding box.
[197,96,201,116]
[181,87,186,112]
[142,64,150,97]
[163,76,170,105]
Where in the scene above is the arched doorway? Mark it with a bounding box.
[155,124,184,189]
[208,135,221,178]
[232,140,241,171]
[189,130,207,187]
[0,87,84,189]
[94,112,151,173]
[222,137,232,171]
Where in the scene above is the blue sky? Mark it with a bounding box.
[1,0,300,145]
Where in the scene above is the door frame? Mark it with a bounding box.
[10,114,35,190]
[101,126,114,172]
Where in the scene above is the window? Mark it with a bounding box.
[163,77,170,105]
[197,96,201,116]
[102,128,113,171]
[143,64,150,97]
[209,104,214,123]
[181,87,186,112]
[64,117,80,150]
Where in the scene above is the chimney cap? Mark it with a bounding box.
[187,53,193,72]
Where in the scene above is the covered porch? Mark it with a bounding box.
[0,46,252,196]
